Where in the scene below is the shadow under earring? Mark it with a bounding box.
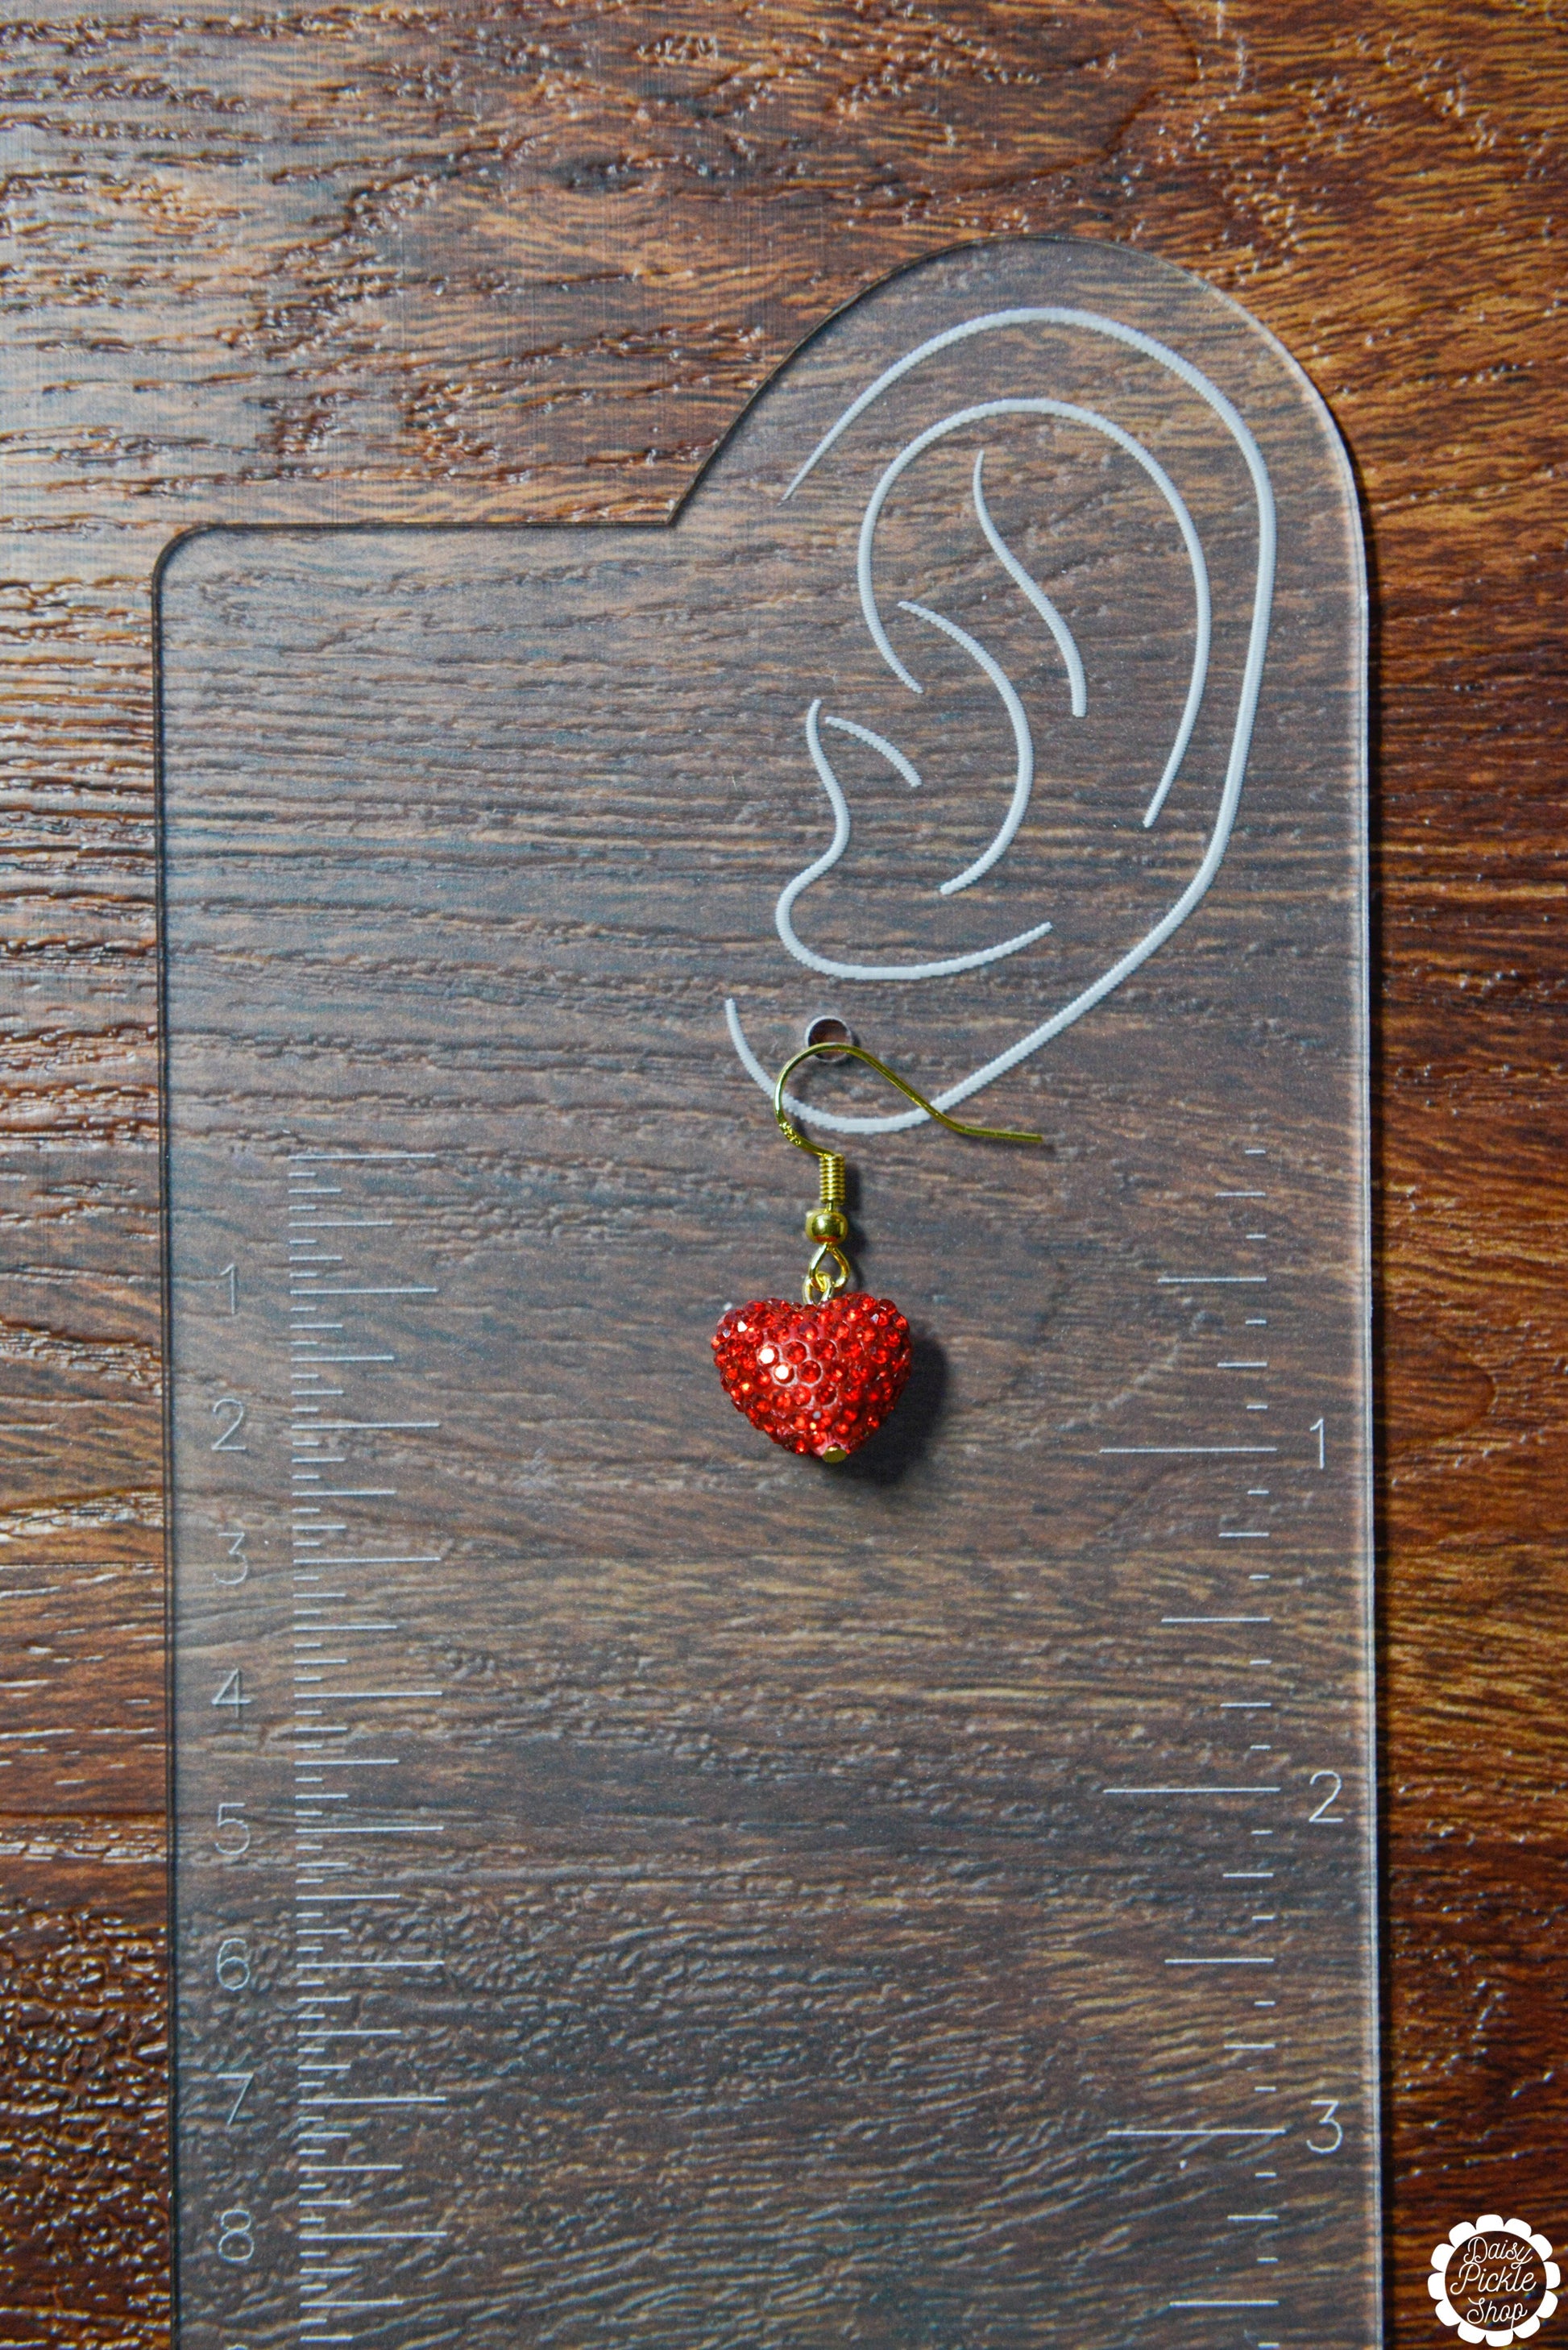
[712,1040,1041,1463]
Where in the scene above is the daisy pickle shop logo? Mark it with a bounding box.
[1430,2216,1560,2345]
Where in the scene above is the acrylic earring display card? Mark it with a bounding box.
[160,241,1376,2348]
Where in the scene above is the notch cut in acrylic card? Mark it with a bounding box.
[160,239,1377,2347]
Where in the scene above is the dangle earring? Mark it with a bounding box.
[712,1038,1041,1464]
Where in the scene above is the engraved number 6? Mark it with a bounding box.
[214,1936,251,1992]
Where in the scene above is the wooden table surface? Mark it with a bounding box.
[0,3,1562,2342]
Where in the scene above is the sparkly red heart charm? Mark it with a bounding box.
[712,1293,913,1463]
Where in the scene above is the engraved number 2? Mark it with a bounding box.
[1308,1770,1345,1825]
[210,1397,247,1452]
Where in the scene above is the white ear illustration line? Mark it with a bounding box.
[733,301,1277,1135]
[894,600,1034,899]
[971,449,1087,719]
[852,396,1209,831]
[785,303,1260,507]
[819,712,922,791]
[772,699,1054,984]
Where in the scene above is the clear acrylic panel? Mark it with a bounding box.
[160,239,1377,2349]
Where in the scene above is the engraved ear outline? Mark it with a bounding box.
[848,393,1211,830]
[775,443,1088,977]
[776,400,1201,972]
[774,700,1053,983]
[731,301,1277,1138]
[971,449,1087,723]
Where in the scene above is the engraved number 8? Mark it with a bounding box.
[217,2207,254,2263]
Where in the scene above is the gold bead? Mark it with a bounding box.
[820,1446,849,1466]
[804,1206,850,1244]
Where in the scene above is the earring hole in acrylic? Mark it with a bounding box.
[804,1014,856,1052]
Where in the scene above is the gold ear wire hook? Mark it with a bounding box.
[772,1040,1043,1155]
[772,1040,1042,1306]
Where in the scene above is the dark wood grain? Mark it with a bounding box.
[1,2,1564,2341]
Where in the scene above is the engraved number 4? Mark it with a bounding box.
[211,1668,251,1718]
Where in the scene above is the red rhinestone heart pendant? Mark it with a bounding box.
[712,1294,913,1464]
